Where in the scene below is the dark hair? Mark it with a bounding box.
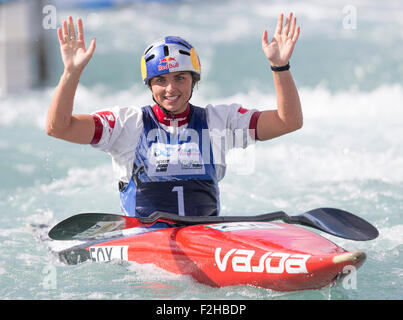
[191,72,201,89]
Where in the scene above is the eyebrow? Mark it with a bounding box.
[155,73,188,80]
[174,73,187,78]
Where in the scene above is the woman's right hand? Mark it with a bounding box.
[57,16,96,75]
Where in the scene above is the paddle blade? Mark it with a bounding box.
[48,213,141,240]
[293,208,379,241]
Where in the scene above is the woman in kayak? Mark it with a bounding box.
[46,13,302,217]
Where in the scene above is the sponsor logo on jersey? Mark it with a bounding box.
[149,141,205,175]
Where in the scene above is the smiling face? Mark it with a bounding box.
[149,71,193,114]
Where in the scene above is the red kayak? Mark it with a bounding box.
[52,218,367,291]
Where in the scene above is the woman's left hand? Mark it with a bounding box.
[262,13,300,67]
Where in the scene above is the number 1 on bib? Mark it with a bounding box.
[172,186,185,216]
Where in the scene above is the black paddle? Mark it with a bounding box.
[48,207,379,241]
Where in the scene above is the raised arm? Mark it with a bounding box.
[46,16,96,144]
[257,13,302,141]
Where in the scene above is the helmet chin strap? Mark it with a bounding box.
[152,96,172,116]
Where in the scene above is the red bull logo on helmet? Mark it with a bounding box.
[158,56,179,71]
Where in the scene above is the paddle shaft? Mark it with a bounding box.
[138,210,287,225]
[48,208,379,241]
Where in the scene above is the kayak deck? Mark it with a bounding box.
[53,221,366,291]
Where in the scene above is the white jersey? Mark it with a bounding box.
[91,103,261,183]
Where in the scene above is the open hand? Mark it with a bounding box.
[262,13,300,67]
[57,16,96,75]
